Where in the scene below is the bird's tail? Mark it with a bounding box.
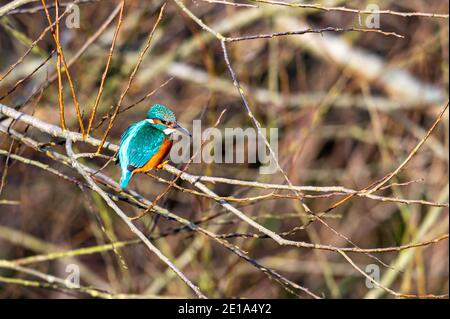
[120,170,132,189]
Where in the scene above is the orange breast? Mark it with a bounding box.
[133,138,173,174]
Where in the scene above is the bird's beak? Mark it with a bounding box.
[173,123,191,137]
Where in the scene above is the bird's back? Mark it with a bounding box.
[118,121,166,188]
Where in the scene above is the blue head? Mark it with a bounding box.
[145,104,190,137]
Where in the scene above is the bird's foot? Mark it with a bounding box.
[156,160,170,170]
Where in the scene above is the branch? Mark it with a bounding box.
[64,137,207,299]
[250,0,449,19]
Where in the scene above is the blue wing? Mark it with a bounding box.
[118,120,165,171]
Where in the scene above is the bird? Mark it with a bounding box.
[118,104,190,189]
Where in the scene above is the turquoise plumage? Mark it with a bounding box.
[118,104,190,189]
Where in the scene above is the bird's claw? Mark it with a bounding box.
[156,160,169,170]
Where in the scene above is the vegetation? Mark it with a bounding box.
[0,0,448,298]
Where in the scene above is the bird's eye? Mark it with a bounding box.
[160,120,167,125]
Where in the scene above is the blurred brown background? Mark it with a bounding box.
[0,0,448,298]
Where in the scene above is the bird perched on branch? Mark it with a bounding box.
[118,104,190,189]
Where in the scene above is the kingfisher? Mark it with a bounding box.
[118,104,190,189]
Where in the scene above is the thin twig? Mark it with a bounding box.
[226,26,403,41]
[0,3,72,82]
[41,0,84,133]
[250,0,449,19]
[86,1,125,136]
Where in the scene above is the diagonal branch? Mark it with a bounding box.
[64,137,207,299]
